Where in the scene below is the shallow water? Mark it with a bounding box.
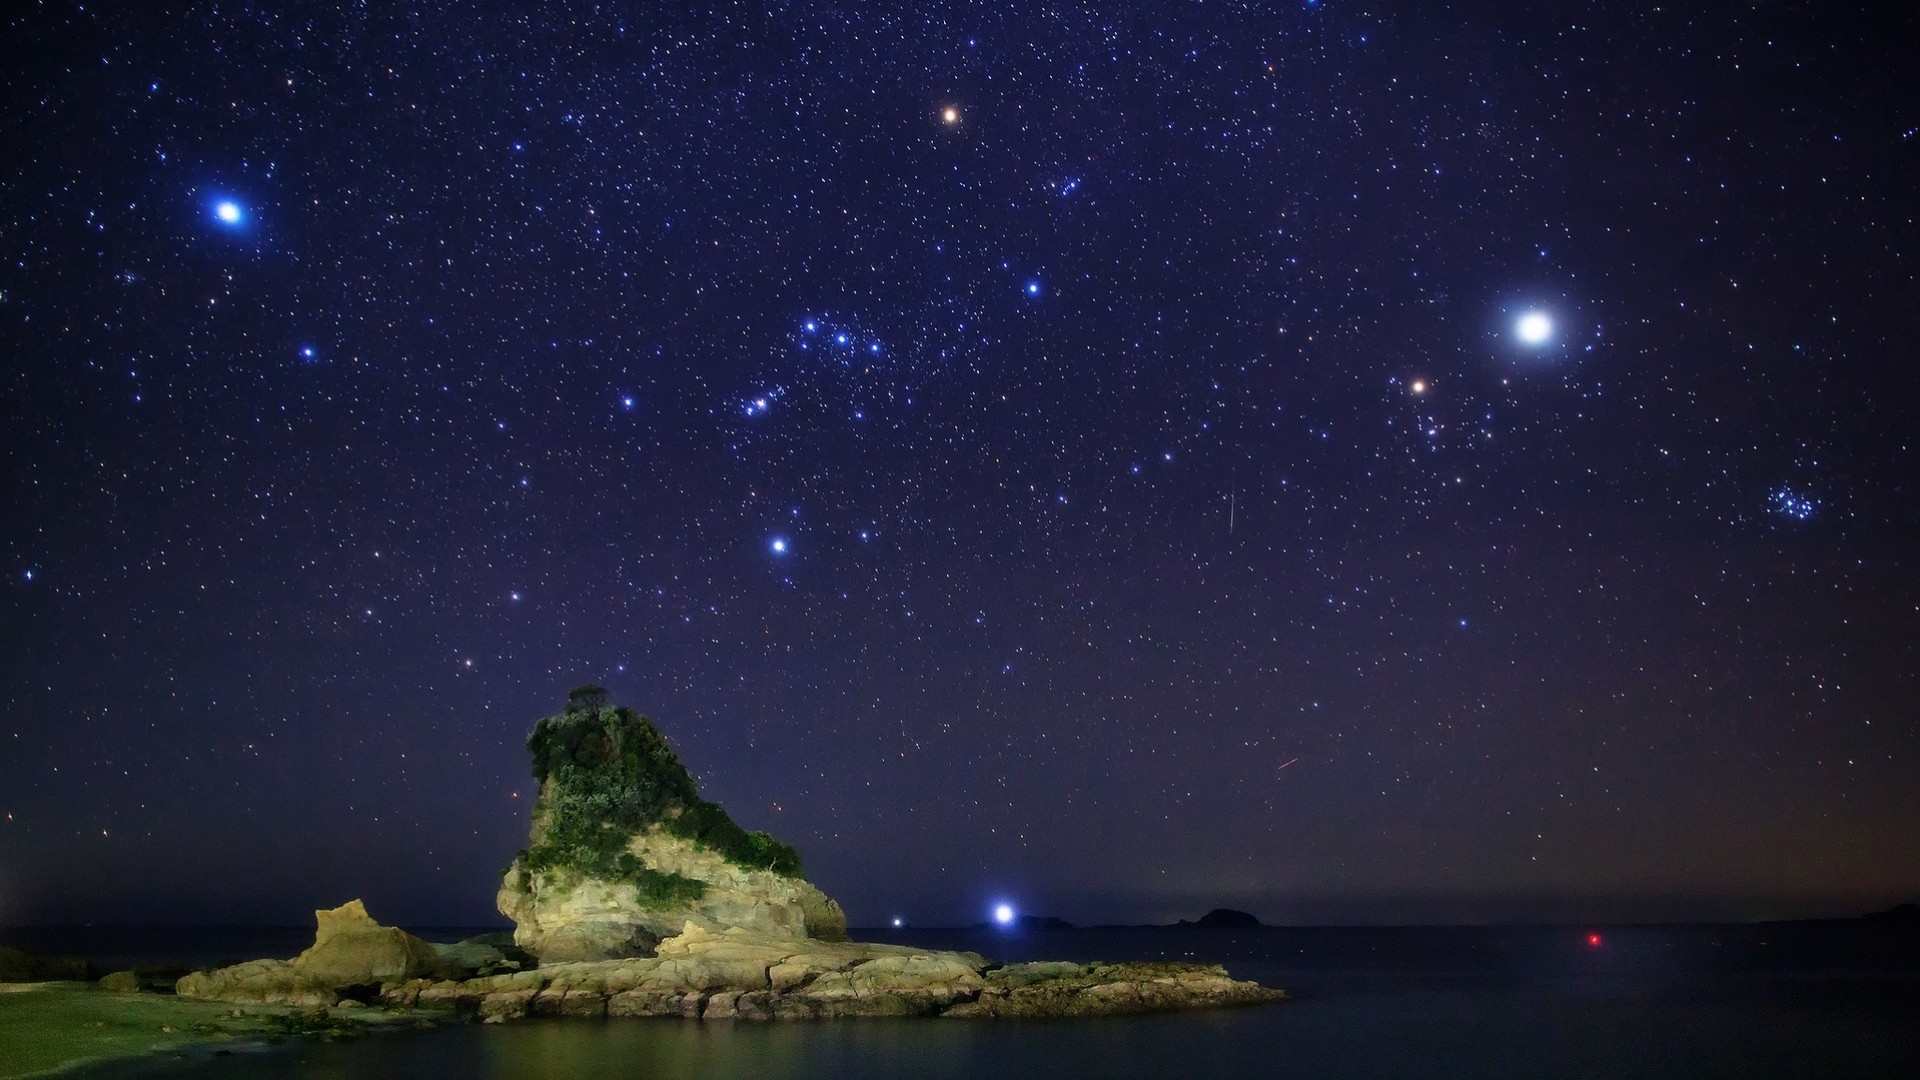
[32,923,1920,1079]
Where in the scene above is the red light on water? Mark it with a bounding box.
[1586,933,1603,948]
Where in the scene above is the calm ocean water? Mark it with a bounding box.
[8,922,1916,1079]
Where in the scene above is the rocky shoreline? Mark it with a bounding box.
[175,906,1283,1022]
[170,700,1283,1025]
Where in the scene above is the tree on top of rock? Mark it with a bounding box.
[518,693,803,883]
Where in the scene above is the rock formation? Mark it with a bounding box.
[376,922,1282,1021]
[180,913,1283,1021]
[178,900,519,1004]
[495,691,845,961]
[179,692,1284,1022]
[294,900,440,985]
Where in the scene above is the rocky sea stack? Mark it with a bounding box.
[497,686,846,962]
[174,690,1281,1021]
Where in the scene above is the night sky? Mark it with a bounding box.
[4,3,1917,929]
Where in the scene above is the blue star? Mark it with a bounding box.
[212,199,245,226]
[1024,280,1042,296]
[769,537,789,555]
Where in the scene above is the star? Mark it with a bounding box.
[769,537,789,555]
[1515,311,1553,345]
[941,106,961,125]
[212,199,244,225]
[1409,379,1428,395]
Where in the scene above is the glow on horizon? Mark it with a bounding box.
[993,903,1015,925]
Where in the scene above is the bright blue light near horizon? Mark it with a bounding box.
[993,903,1015,925]
[891,917,904,928]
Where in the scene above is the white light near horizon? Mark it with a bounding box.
[993,903,1015,925]
[892,917,904,928]
[1515,311,1553,345]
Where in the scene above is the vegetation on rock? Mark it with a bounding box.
[515,688,803,892]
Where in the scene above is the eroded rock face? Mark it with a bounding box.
[944,960,1280,1017]
[178,899,443,1005]
[498,827,848,962]
[176,959,338,1007]
[375,923,1280,1021]
[293,900,440,986]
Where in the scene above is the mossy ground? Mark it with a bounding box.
[0,983,427,1079]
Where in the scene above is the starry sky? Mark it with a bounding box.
[3,2,1918,929]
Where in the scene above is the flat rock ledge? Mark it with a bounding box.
[184,923,1282,1022]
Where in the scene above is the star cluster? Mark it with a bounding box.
[1,2,1916,926]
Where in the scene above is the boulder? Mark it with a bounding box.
[176,959,338,1006]
[293,900,440,986]
[98,970,144,993]
[429,933,529,979]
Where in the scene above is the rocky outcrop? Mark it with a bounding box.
[179,899,457,1005]
[429,933,531,979]
[176,959,338,1006]
[945,960,1277,1017]
[293,900,439,986]
[499,826,847,962]
[495,695,847,962]
[375,923,1281,1022]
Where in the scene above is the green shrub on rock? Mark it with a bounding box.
[517,690,803,889]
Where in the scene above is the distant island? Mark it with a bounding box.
[1176,909,1265,930]
[1861,903,1920,924]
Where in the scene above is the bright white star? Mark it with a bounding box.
[1515,311,1553,345]
[214,200,243,225]
[993,903,1015,925]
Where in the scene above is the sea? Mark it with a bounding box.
[4,921,1916,1079]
